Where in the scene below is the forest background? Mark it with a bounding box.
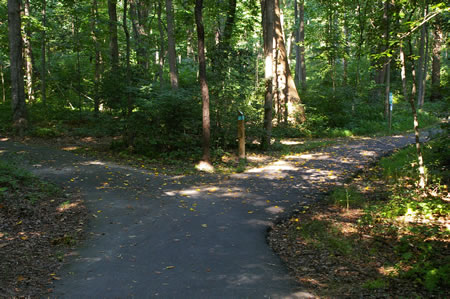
[1,0,448,163]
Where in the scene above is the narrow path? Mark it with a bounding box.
[0,134,421,298]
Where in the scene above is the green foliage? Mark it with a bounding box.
[298,220,353,256]
[0,160,58,203]
[360,133,449,292]
[329,187,365,209]
[362,278,387,290]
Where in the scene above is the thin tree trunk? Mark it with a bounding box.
[108,0,119,70]
[91,0,101,115]
[299,0,306,90]
[8,0,28,135]
[261,0,274,149]
[195,0,211,163]
[383,0,390,119]
[41,0,46,106]
[294,0,300,86]
[343,13,350,86]
[419,25,430,107]
[123,0,132,116]
[157,0,165,86]
[166,0,179,89]
[23,0,34,102]
[409,39,417,99]
[416,5,427,108]
[400,42,408,100]
[430,23,442,101]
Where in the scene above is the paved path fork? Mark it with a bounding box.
[0,134,419,298]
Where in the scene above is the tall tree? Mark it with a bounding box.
[23,0,34,102]
[166,0,179,89]
[430,20,442,101]
[91,0,102,115]
[294,0,306,90]
[195,0,211,163]
[274,0,306,124]
[130,0,150,70]
[416,4,427,108]
[40,0,46,105]
[261,0,274,149]
[7,0,27,135]
[157,0,165,85]
[108,0,119,70]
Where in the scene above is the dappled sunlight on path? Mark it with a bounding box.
[0,133,422,298]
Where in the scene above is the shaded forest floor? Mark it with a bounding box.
[1,127,448,297]
[269,133,449,297]
[0,158,88,297]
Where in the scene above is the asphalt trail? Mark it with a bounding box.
[0,134,420,298]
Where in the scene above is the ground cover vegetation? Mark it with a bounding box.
[0,0,449,296]
[0,159,87,296]
[269,126,449,297]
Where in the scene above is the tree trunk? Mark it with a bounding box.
[383,0,390,119]
[298,0,306,90]
[41,0,46,106]
[91,0,101,115]
[430,23,442,101]
[23,0,34,103]
[130,0,149,70]
[261,0,274,149]
[274,0,306,124]
[166,0,179,89]
[343,13,350,86]
[8,0,28,135]
[416,5,427,108]
[409,39,417,100]
[108,0,119,70]
[419,25,430,107]
[157,0,165,86]
[400,42,408,100]
[195,0,211,163]
[123,0,132,116]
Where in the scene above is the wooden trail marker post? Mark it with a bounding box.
[238,110,245,160]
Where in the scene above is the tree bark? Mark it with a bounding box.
[91,0,101,115]
[23,0,34,102]
[419,25,430,107]
[261,0,274,149]
[130,0,149,70]
[195,0,211,163]
[383,0,390,119]
[274,0,305,124]
[108,0,119,70]
[8,0,28,135]
[40,0,46,106]
[123,0,132,116]
[157,0,165,86]
[166,0,179,89]
[399,42,408,100]
[430,22,442,101]
[416,5,427,108]
[408,38,417,100]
